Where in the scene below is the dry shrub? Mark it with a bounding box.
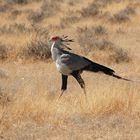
[0,69,8,79]
[6,0,29,4]
[110,12,130,23]
[77,26,107,53]
[0,23,30,34]
[78,25,107,37]
[40,0,60,18]
[22,40,51,61]
[77,26,131,63]
[66,0,79,6]
[109,48,130,63]
[123,6,135,15]
[0,5,7,12]
[28,10,44,23]
[27,0,61,23]
[80,3,99,17]
[110,6,135,23]
[60,15,80,28]
[0,4,12,12]
[0,88,10,106]
[10,9,22,18]
[0,44,8,60]
[94,0,114,7]
[80,0,116,18]
[94,39,114,51]
[94,25,107,35]
[18,25,51,61]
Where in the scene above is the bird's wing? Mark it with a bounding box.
[59,52,90,71]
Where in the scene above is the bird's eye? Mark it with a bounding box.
[52,36,59,40]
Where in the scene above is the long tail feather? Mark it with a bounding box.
[112,74,132,81]
[83,58,132,82]
[83,61,115,75]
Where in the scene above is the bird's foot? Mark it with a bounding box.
[59,90,65,99]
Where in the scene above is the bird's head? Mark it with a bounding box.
[50,35,74,50]
[50,36,61,42]
[50,35,74,42]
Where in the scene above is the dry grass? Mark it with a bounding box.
[0,63,140,139]
[0,0,140,139]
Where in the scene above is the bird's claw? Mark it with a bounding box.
[59,90,65,99]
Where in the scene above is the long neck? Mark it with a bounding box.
[51,41,63,62]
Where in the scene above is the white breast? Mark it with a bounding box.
[56,62,72,75]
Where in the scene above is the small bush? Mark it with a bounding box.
[0,4,11,12]
[94,25,107,35]
[94,0,114,7]
[0,69,8,79]
[10,23,28,32]
[9,10,22,20]
[0,44,8,60]
[27,0,61,23]
[0,88,10,106]
[0,23,30,34]
[109,48,131,64]
[11,9,22,17]
[23,40,51,61]
[77,25,107,36]
[77,26,108,54]
[6,0,29,4]
[60,15,80,28]
[40,1,60,18]
[64,0,80,6]
[94,39,114,50]
[110,6,135,23]
[28,10,44,23]
[77,26,131,63]
[80,3,99,17]
[123,6,135,15]
[110,12,130,23]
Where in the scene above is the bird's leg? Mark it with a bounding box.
[71,71,86,96]
[59,90,65,98]
[59,74,68,98]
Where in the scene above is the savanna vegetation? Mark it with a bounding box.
[0,0,140,139]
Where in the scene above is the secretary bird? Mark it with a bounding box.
[50,35,131,98]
